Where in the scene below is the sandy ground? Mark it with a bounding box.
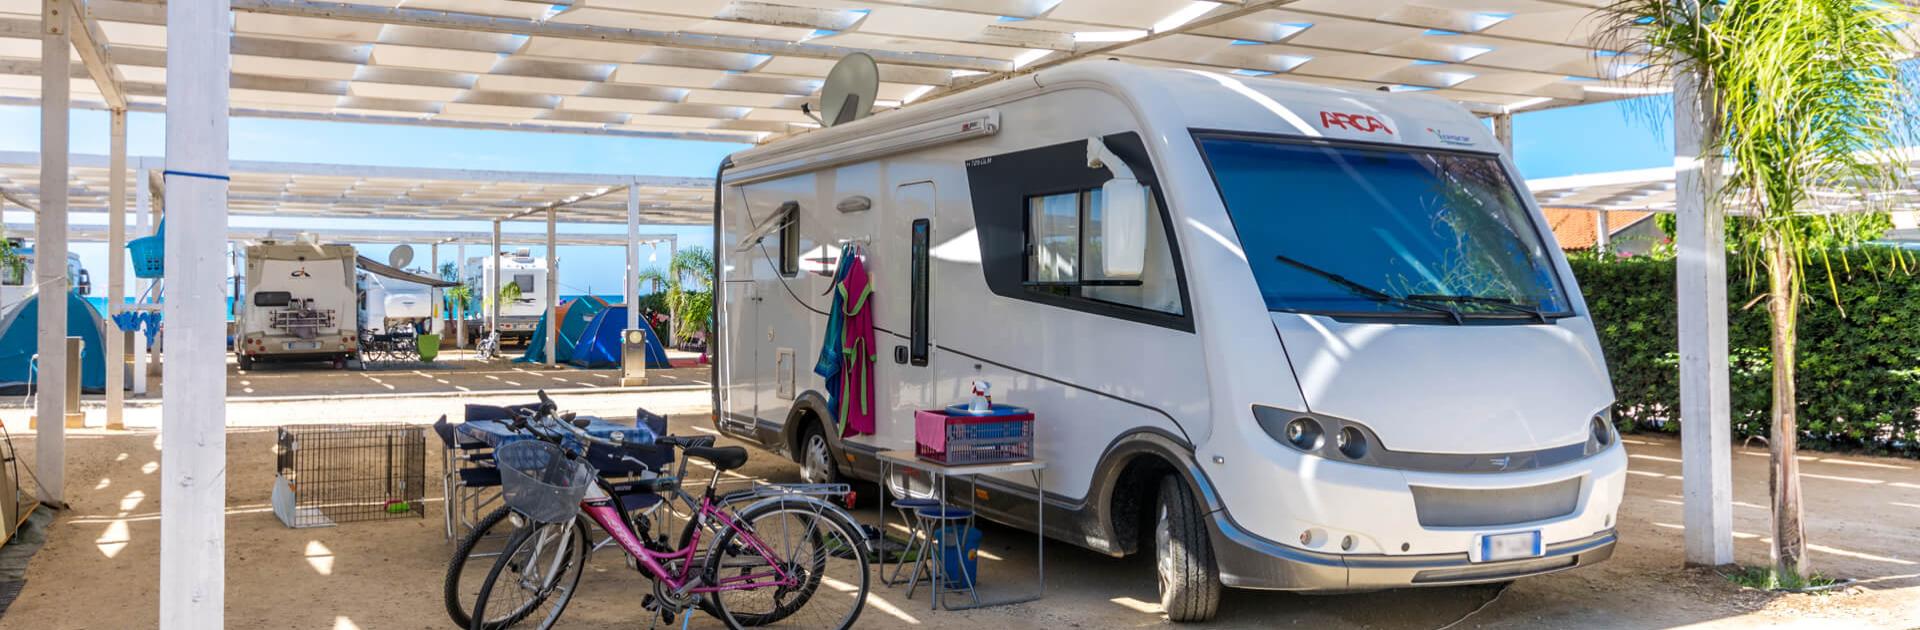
[2,390,1918,629]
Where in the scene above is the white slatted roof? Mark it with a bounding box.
[0,150,715,224]
[0,0,1686,144]
[2,221,664,246]
[1528,151,1920,215]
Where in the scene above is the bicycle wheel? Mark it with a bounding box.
[468,517,590,630]
[703,499,869,629]
[443,506,517,629]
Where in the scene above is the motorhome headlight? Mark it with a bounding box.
[1336,426,1368,460]
[1588,408,1617,453]
[1284,418,1323,451]
[1253,405,1324,453]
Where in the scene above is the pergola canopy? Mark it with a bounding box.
[1529,148,1920,216]
[0,0,1695,144]
[0,150,714,224]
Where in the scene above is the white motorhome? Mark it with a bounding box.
[0,239,91,312]
[715,61,1625,620]
[463,250,548,343]
[234,238,357,370]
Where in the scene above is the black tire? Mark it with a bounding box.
[797,422,843,486]
[704,499,869,629]
[468,518,590,630]
[1155,475,1222,622]
[236,354,253,370]
[443,506,516,629]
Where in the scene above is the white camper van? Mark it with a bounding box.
[356,255,455,336]
[463,250,548,343]
[234,238,357,370]
[715,61,1625,620]
[0,239,91,312]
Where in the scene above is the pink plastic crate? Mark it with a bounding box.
[915,407,1033,465]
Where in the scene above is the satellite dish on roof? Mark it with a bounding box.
[819,53,880,127]
[389,244,414,269]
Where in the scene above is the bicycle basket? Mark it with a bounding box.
[496,440,594,523]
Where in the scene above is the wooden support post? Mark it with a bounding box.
[160,0,231,625]
[131,167,150,396]
[1492,112,1514,158]
[1595,210,1611,256]
[626,183,640,334]
[36,0,71,501]
[1675,65,1735,568]
[106,108,126,429]
[545,207,557,368]
[456,242,467,349]
[489,220,500,336]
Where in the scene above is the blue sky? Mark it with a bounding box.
[0,95,1672,296]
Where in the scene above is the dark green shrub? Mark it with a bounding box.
[1571,247,1920,454]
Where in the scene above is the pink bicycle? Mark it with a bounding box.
[468,393,871,629]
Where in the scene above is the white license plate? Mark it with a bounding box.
[1476,530,1543,563]
[285,341,320,351]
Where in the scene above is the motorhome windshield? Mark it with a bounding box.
[1197,134,1570,319]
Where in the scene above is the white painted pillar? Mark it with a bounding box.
[626,183,640,333]
[545,207,557,368]
[1595,210,1611,255]
[429,242,439,334]
[1674,66,1734,567]
[132,167,150,396]
[105,108,126,429]
[456,242,467,349]
[160,0,230,625]
[667,236,678,344]
[36,0,71,501]
[1492,112,1514,158]
[489,219,500,336]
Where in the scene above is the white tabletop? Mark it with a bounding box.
[876,449,1048,476]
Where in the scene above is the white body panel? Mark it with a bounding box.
[716,61,1624,590]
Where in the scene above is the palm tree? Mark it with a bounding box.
[635,247,715,346]
[1603,0,1914,583]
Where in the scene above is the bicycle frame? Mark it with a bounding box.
[577,477,799,596]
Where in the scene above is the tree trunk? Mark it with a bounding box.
[1764,233,1808,582]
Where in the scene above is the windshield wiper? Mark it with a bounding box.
[1272,254,1462,324]
[1405,294,1548,323]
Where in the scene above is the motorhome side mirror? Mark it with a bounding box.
[1089,136,1149,279]
[1100,179,1148,279]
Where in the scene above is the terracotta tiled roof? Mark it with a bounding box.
[1542,207,1651,250]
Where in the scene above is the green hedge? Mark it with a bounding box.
[1571,249,1920,454]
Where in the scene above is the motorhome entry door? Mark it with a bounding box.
[882,181,937,443]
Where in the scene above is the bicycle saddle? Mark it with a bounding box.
[684,445,749,471]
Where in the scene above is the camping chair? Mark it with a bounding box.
[432,414,499,540]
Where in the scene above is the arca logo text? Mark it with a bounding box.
[1319,111,1393,134]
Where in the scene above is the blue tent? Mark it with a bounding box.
[517,296,609,364]
[569,306,671,369]
[0,292,109,393]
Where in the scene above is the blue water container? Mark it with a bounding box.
[936,525,983,588]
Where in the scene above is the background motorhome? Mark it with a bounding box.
[0,239,90,313]
[234,238,357,370]
[463,249,548,343]
[716,61,1626,621]
[356,255,456,336]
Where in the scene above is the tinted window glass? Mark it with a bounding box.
[1198,136,1569,318]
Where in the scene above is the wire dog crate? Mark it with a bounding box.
[273,423,427,528]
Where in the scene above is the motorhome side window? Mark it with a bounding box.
[1023,187,1184,315]
[778,210,799,277]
